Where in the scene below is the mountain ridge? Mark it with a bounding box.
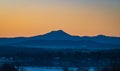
[0,30,120,49]
[30,30,81,41]
[0,30,120,39]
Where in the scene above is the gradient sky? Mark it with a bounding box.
[0,0,120,37]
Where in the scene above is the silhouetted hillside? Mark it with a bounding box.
[0,30,120,50]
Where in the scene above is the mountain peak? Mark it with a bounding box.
[31,30,75,40]
[97,34,106,37]
[51,30,65,33]
[44,30,71,37]
[52,30,64,32]
[50,30,68,35]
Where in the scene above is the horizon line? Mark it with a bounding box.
[0,30,120,38]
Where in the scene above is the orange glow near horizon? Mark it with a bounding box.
[0,0,120,37]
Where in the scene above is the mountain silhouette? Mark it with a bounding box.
[0,30,120,50]
[81,34,120,44]
[30,30,80,40]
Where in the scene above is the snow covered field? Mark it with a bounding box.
[25,67,63,71]
[25,67,96,71]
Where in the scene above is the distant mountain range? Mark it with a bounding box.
[0,30,120,50]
